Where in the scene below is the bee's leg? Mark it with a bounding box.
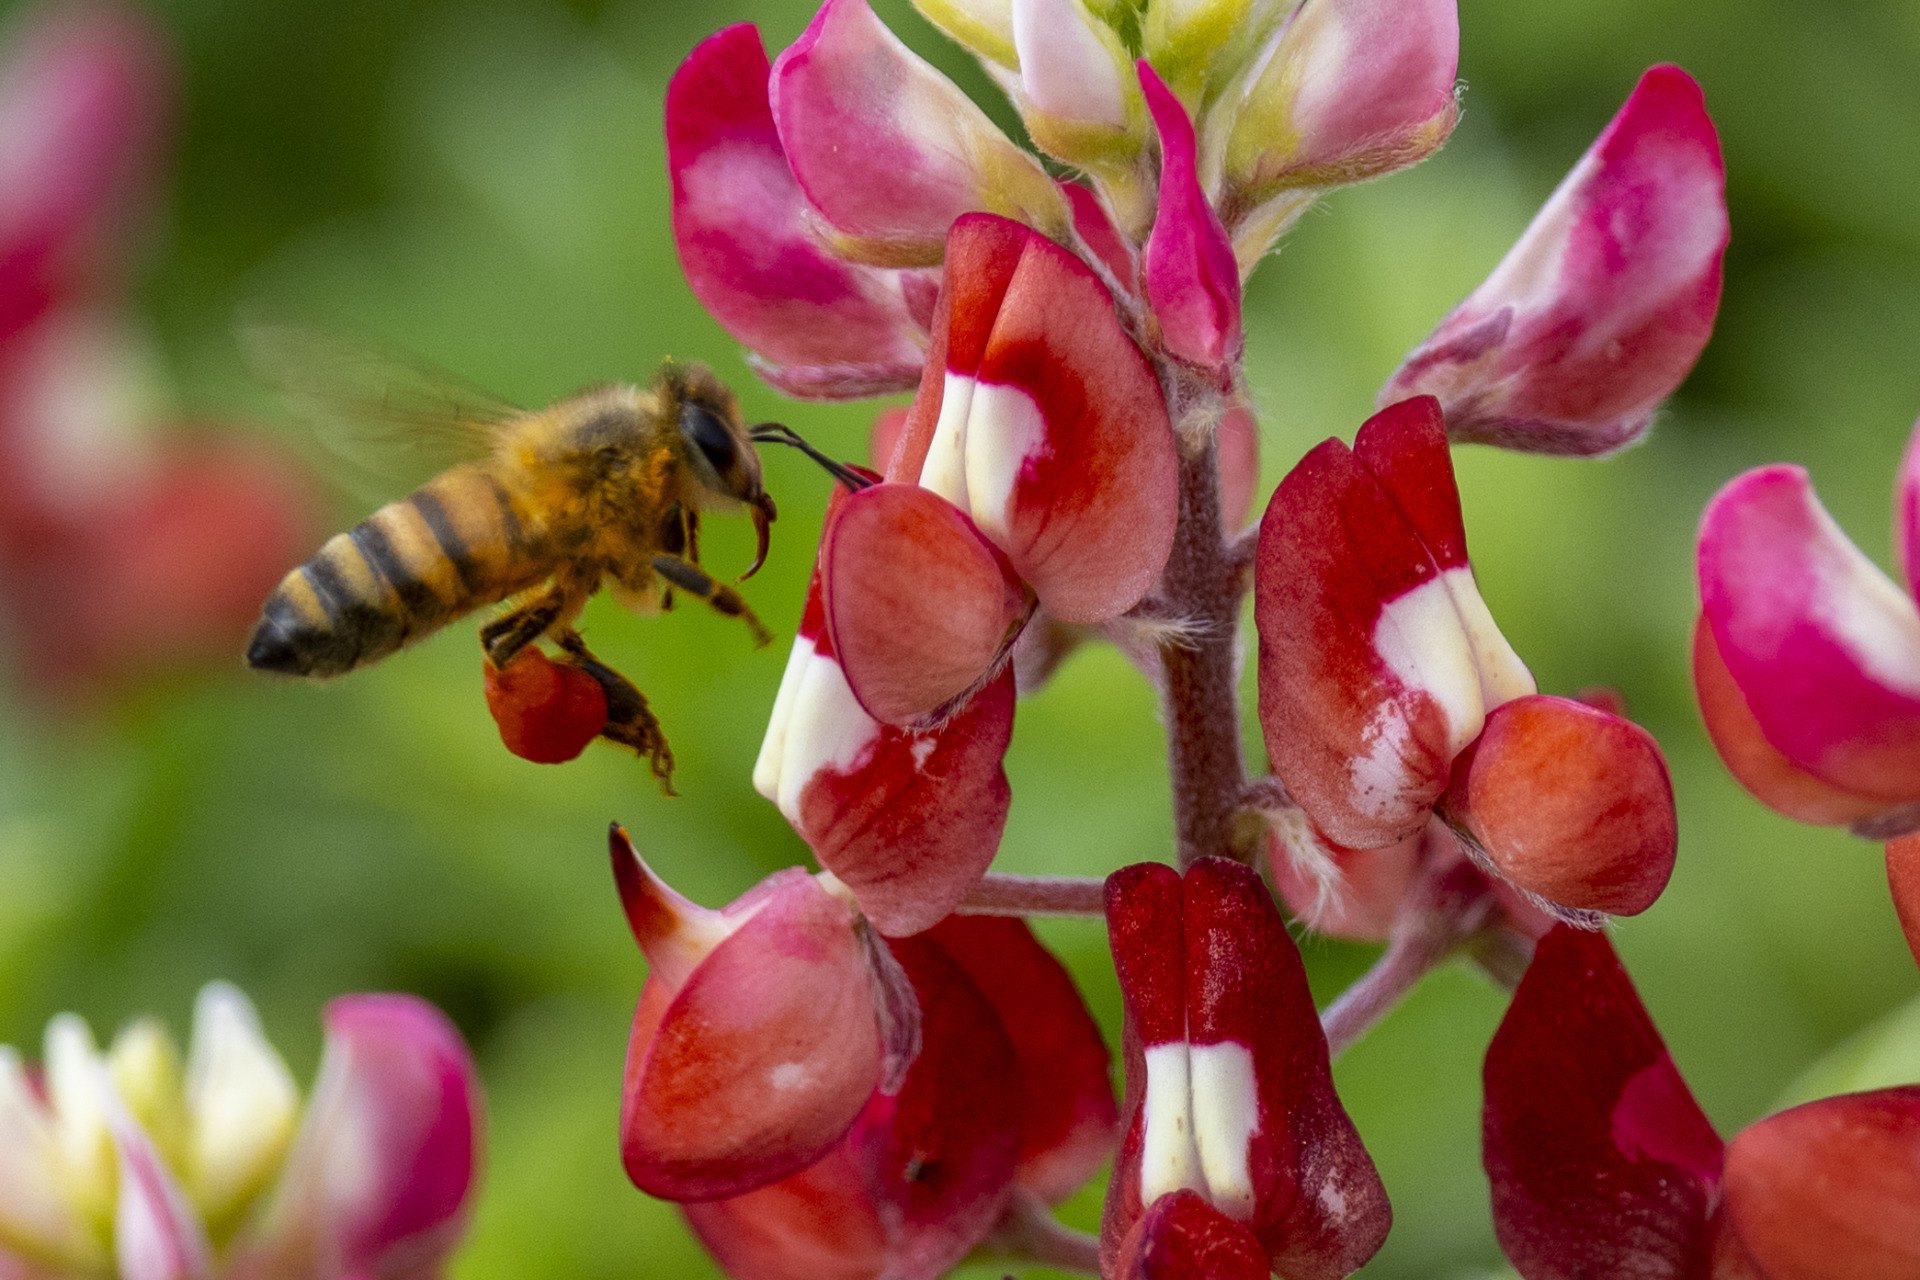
[684,510,701,566]
[479,578,591,669]
[650,555,773,647]
[554,631,676,795]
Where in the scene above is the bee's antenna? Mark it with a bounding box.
[749,424,873,492]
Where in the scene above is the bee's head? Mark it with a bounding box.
[667,364,775,577]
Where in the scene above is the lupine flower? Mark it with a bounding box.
[677,915,1116,1280]
[1256,396,1678,920]
[1697,423,1920,965]
[1696,429,1920,837]
[1103,858,1389,1280]
[754,212,1175,930]
[753,519,1017,938]
[610,825,903,1199]
[1383,65,1728,457]
[1484,923,1920,1280]
[0,2,316,699]
[827,213,1178,726]
[0,982,481,1280]
[1211,0,1460,262]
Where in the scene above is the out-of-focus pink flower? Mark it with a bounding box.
[769,0,1070,267]
[1102,858,1389,1280]
[611,826,899,1199]
[1139,63,1240,374]
[1255,396,1676,919]
[680,916,1115,1280]
[0,4,319,700]
[829,213,1177,724]
[1485,923,1920,1280]
[0,982,481,1280]
[0,2,169,344]
[1383,66,1726,456]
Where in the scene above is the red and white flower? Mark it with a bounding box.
[1103,857,1389,1280]
[1256,396,1677,920]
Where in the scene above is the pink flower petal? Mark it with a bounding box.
[1111,1190,1270,1280]
[257,995,481,1279]
[1898,416,1920,600]
[0,4,170,342]
[681,933,1022,1280]
[1890,836,1920,970]
[1699,464,1920,806]
[1384,65,1726,456]
[1221,0,1459,197]
[1263,816,1426,942]
[769,0,1067,264]
[821,480,1031,725]
[1721,1088,1920,1280]
[1061,179,1136,292]
[615,831,883,1200]
[1012,0,1140,168]
[1103,859,1389,1280]
[1692,616,1893,827]
[896,214,1179,625]
[1441,695,1678,917]
[925,916,1118,1202]
[667,24,924,393]
[1255,400,1531,849]
[111,1113,212,1280]
[757,544,1015,937]
[1483,925,1724,1278]
[1140,63,1241,371]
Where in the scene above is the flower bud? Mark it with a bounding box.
[1011,0,1143,172]
[1383,66,1726,456]
[770,0,1070,266]
[1220,0,1458,204]
[1140,63,1242,373]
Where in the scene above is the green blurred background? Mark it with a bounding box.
[2,0,1918,1275]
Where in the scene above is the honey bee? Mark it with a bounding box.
[242,325,856,787]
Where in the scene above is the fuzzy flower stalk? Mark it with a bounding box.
[630,0,1752,1275]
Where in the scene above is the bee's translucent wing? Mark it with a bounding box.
[239,320,523,498]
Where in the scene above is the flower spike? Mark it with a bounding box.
[1383,65,1727,456]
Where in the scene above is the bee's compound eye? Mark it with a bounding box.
[681,401,738,475]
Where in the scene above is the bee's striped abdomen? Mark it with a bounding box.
[246,466,546,677]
